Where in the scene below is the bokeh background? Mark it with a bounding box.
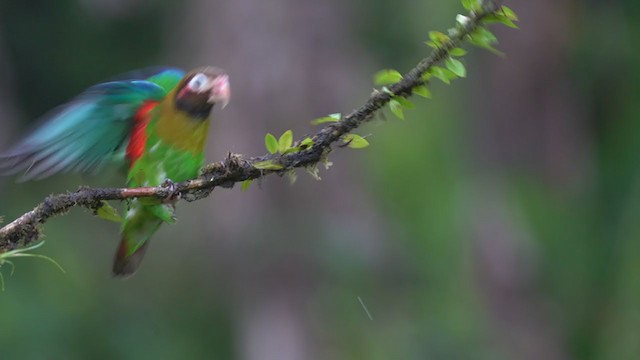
[0,0,636,359]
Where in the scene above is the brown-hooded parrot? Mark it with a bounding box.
[0,66,231,276]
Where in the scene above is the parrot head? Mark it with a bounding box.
[175,67,230,118]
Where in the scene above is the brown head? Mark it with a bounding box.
[174,67,230,119]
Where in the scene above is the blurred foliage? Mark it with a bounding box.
[0,0,171,119]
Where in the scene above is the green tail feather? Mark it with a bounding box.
[113,205,163,277]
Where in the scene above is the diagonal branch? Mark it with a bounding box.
[0,0,504,252]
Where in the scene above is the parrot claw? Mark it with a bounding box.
[160,179,180,202]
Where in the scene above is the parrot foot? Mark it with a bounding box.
[160,179,181,202]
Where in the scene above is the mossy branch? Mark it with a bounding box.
[0,0,507,252]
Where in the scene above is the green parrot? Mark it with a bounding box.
[0,67,231,276]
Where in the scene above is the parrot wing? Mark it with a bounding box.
[0,67,185,181]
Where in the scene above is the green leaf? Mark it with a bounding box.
[280,137,314,155]
[445,58,466,78]
[483,14,518,29]
[500,17,518,29]
[469,27,497,47]
[393,96,415,109]
[278,130,293,153]
[424,41,438,49]
[95,201,123,223]
[374,69,403,85]
[474,27,498,44]
[431,66,457,84]
[253,160,284,170]
[265,133,278,154]
[428,31,450,47]
[501,6,518,21]
[468,27,503,55]
[450,47,467,57]
[241,179,252,192]
[311,113,341,125]
[300,137,314,149]
[342,134,370,149]
[461,0,480,11]
[413,85,432,99]
[389,100,404,120]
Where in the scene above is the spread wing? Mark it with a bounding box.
[0,67,185,181]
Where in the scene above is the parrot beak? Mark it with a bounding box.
[209,74,230,109]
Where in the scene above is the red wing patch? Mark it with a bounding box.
[126,101,159,168]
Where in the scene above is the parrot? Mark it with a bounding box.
[0,66,231,277]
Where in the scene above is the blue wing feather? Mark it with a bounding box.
[0,67,185,181]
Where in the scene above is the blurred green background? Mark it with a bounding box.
[0,0,636,359]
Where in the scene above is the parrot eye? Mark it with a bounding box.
[187,73,209,92]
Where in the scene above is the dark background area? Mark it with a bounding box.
[0,0,637,359]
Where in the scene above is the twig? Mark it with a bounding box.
[0,0,503,252]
